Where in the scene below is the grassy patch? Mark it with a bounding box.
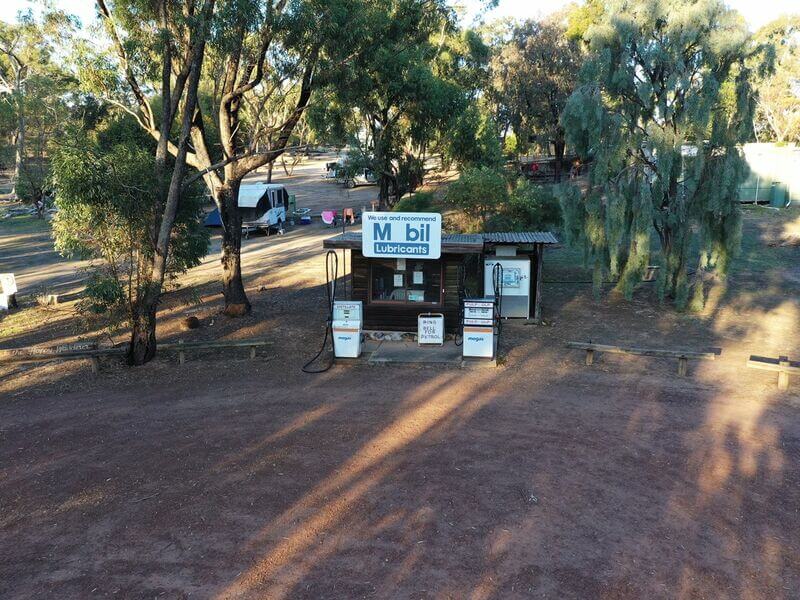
[0,213,51,235]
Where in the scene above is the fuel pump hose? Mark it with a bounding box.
[302,250,338,373]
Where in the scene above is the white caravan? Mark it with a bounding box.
[239,182,289,234]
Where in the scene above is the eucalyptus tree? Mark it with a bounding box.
[559,0,768,308]
[93,0,214,363]
[310,0,466,208]
[95,0,366,317]
[753,15,800,144]
[51,129,209,342]
[0,9,75,198]
[490,17,582,180]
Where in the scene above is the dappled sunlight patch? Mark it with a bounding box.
[680,384,786,509]
[55,485,108,514]
[216,371,498,598]
[779,214,800,246]
[656,340,795,596]
[712,299,800,357]
[468,571,498,600]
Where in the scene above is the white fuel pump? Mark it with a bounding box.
[332,300,363,358]
[462,299,496,358]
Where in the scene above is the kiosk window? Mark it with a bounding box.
[370,259,442,304]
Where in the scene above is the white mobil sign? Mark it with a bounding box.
[362,212,441,259]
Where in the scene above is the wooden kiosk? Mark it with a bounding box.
[323,230,558,333]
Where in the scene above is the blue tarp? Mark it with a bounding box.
[204,208,222,227]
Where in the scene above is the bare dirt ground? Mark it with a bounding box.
[0,153,376,299]
[1,181,799,597]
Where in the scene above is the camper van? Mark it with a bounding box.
[204,182,289,234]
[239,183,288,233]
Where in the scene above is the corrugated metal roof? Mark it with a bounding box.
[327,232,361,242]
[323,231,558,248]
[482,232,559,244]
[443,234,484,245]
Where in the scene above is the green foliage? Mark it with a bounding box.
[0,8,78,199]
[752,15,800,143]
[393,191,435,212]
[486,180,562,232]
[503,132,518,156]
[51,131,209,326]
[395,153,425,197]
[489,16,582,175]
[565,0,605,41]
[442,103,503,169]
[83,273,126,317]
[337,146,372,179]
[559,0,764,309]
[445,166,508,232]
[308,1,484,206]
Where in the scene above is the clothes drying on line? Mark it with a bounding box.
[321,210,338,225]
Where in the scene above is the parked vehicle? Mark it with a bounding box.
[344,167,377,188]
[203,182,289,234]
[323,162,341,180]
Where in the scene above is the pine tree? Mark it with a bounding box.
[560,0,769,308]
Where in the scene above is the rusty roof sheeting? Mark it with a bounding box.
[323,230,558,250]
[481,231,559,244]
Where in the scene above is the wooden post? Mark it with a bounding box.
[249,345,256,359]
[778,356,789,390]
[678,356,688,377]
[585,348,594,366]
[533,243,544,323]
[178,340,185,366]
[90,356,99,375]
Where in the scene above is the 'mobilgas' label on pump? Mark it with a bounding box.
[362,212,442,259]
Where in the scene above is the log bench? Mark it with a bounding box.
[0,339,272,373]
[0,344,124,373]
[747,355,799,390]
[160,340,271,365]
[566,341,720,376]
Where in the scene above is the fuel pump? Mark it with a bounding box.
[303,250,364,373]
[331,300,363,357]
[461,262,503,359]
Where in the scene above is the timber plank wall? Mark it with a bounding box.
[351,250,462,332]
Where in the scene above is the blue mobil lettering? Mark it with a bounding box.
[372,222,432,242]
[374,242,429,256]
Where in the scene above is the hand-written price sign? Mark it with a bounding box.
[418,313,444,345]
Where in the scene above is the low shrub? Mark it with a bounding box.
[392,191,435,212]
[485,180,561,232]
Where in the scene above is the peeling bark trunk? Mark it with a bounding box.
[128,295,158,365]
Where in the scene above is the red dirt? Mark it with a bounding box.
[1,207,799,599]
[2,319,799,599]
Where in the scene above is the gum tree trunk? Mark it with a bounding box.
[215,181,251,316]
[115,0,214,365]
[553,135,565,183]
[128,292,158,364]
[12,69,25,198]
